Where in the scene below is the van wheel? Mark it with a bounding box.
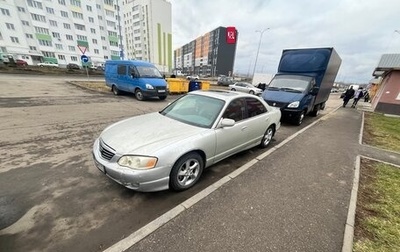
[135,89,144,101]
[112,85,120,95]
[310,105,320,117]
[159,95,167,100]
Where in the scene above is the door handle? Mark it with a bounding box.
[241,126,248,131]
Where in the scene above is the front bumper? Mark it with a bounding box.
[92,138,170,192]
[142,88,168,98]
[280,108,303,121]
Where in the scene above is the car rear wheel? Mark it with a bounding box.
[170,152,204,191]
[112,85,120,95]
[260,125,275,148]
[135,89,144,101]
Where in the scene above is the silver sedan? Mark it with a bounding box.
[229,82,263,95]
[92,90,281,192]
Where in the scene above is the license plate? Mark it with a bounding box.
[158,90,165,93]
[94,159,105,173]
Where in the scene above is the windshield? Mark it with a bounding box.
[135,65,163,78]
[268,75,312,92]
[160,94,225,128]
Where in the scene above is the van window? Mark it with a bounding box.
[136,65,162,78]
[117,65,126,75]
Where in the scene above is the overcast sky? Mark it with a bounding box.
[169,0,400,83]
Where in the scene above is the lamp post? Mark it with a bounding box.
[252,28,270,78]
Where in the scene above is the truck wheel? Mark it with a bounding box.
[112,85,120,95]
[169,152,204,191]
[135,89,144,101]
[310,105,320,117]
[295,111,305,126]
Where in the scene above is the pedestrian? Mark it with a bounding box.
[342,86,355,107]
[351,87,364,108]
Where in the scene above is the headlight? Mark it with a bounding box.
[146,83,154,89]
[288,101,300,108]
[118,155,158,169]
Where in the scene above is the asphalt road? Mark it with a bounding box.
[0,74,343,252]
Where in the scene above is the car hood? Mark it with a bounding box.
[140,78,167,87]
[100,112,205,154]
[262,90,304,103]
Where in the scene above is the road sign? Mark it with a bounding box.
[81,55,89,63]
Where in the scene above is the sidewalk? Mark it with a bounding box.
[114,102,399,252]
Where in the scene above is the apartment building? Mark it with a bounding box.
[123,0,172,73]
[0,0,171,70]
[174,26,238,77]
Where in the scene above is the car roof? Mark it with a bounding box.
[105,60,154,67]
[189,90,260,102]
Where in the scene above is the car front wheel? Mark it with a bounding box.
[260,125,274,148]
[169,152,204,191]
[249,90,255,95]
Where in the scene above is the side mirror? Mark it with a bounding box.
[220,118,235,128]
[310,86,319,95]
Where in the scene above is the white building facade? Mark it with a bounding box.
[0,0,171,69]
[122,0,172,73]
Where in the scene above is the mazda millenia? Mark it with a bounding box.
[92,90,281,192]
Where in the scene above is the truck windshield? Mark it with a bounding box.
[136,65,163,78]
[268,75,312,92]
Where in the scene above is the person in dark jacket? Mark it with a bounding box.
[343,86,355,107]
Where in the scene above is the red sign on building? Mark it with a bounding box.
[226,27,236,44]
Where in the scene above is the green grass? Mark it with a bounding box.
[363,112,400,153]
[354,161,400,252]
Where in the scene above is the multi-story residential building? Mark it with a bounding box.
[174,26,238,77]
[0,0,171,70]
[122,0,172,73]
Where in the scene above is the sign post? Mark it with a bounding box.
[81,54,89,78]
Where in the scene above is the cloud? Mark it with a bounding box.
[170,0,400,83]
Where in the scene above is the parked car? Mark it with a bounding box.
[37,62,59,68]
[15,59,28,67]
[217,76,235,86]
[67,63,80,70]
[229,82,263,95]
[92,90,281,192]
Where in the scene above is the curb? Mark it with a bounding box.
[103,105,343,252]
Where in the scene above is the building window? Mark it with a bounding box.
[88,17,94,23]
[39,40,52,46]
[52,32,60,39]
[74,23,85,31]
[11,37,20,43]
[104,0,113,7]
[35,27,49,34]
[6,23,15,30]
[55,44,63,50]
[58,54,66,60]
[49,20,58,27]
[58,0,66,5]
[17,6,26,12]
[1,8,10,16]
[99,26,104,31]
[110,41,118,46]
[66,35,73,40]
[87,5,92,11]
[70,0,81,7]
[96,4,101,9]
[90,28,96,34]
[64,23,71,29]
[94,49,99,54]
[46,7,55,14]
[31,13,46,22]
[27,0,43,9]
[61,11,68,17]
[98,15,102,20]
[102,46,107,50]
[29,46,37,51]
[92,39,98,44]
[72,11,83,19]
[71,56,78,61]
[68,46,75,51]
[42,51,55,58]
[77,35,87,41]
[101,36,106,41]
[26,34,34,39]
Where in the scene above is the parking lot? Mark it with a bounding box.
[0,74,342,252]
